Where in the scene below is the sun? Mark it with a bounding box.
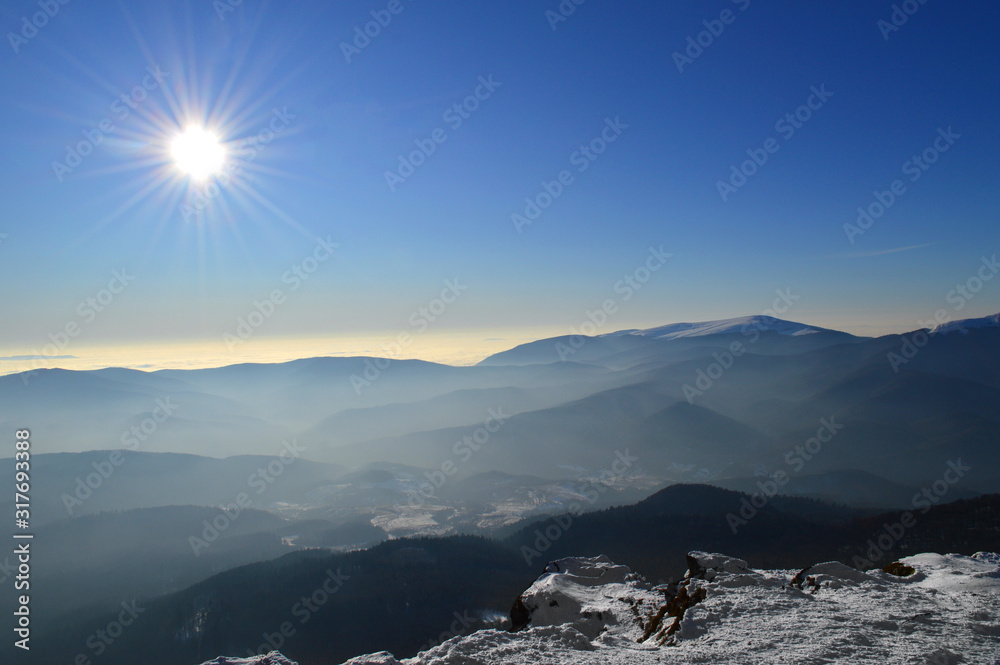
[170,127,226,181]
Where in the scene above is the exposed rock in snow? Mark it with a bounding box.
[509,555,659,640]
[684,551,753,579]
[203,551,1000,665]
[790,560,877,590]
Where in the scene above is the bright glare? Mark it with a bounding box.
[170,127,226,181]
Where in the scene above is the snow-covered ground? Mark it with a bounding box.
[608,315,828,340]
[199,551,1000,665]
[931,312,1000,335]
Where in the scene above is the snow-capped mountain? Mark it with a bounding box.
[200,551,1000,665]
[931,312,1000,335]
[607,315,838,340]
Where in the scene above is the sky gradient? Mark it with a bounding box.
[1,0,998,373]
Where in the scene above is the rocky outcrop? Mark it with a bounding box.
[199,550,1000,665]
[507,555,658,641]
[199,652,299,665]
[790,560,875,591]
[639,552,764,646]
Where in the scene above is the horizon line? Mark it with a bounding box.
[2,310,997,378]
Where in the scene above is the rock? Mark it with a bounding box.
[541,555,636,585]
[198,653,299,665]
[881,561,916,577]
[639,578,708,646]
[509,595,531,632]
[685,552,750,581]
[339,652,403,665]
[972,551,1000,565]
[791,561,873,591]
[508,555,659,641]
[923,647,964,665]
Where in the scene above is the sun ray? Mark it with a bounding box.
[50,0,331,299]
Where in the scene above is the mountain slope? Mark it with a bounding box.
[931,311,1000,334]
[0,451,347,526]
[608,314,848,340]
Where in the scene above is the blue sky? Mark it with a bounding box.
[1,0,998,365]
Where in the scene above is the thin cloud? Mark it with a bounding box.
[832,242,937,259]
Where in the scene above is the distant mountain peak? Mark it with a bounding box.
[606,315,841,341]
[931,312,1000,335]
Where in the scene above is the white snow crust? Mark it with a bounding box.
[202,551,1000,665]
[609,315,827,340]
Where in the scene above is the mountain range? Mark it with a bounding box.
[4,313,998,509]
